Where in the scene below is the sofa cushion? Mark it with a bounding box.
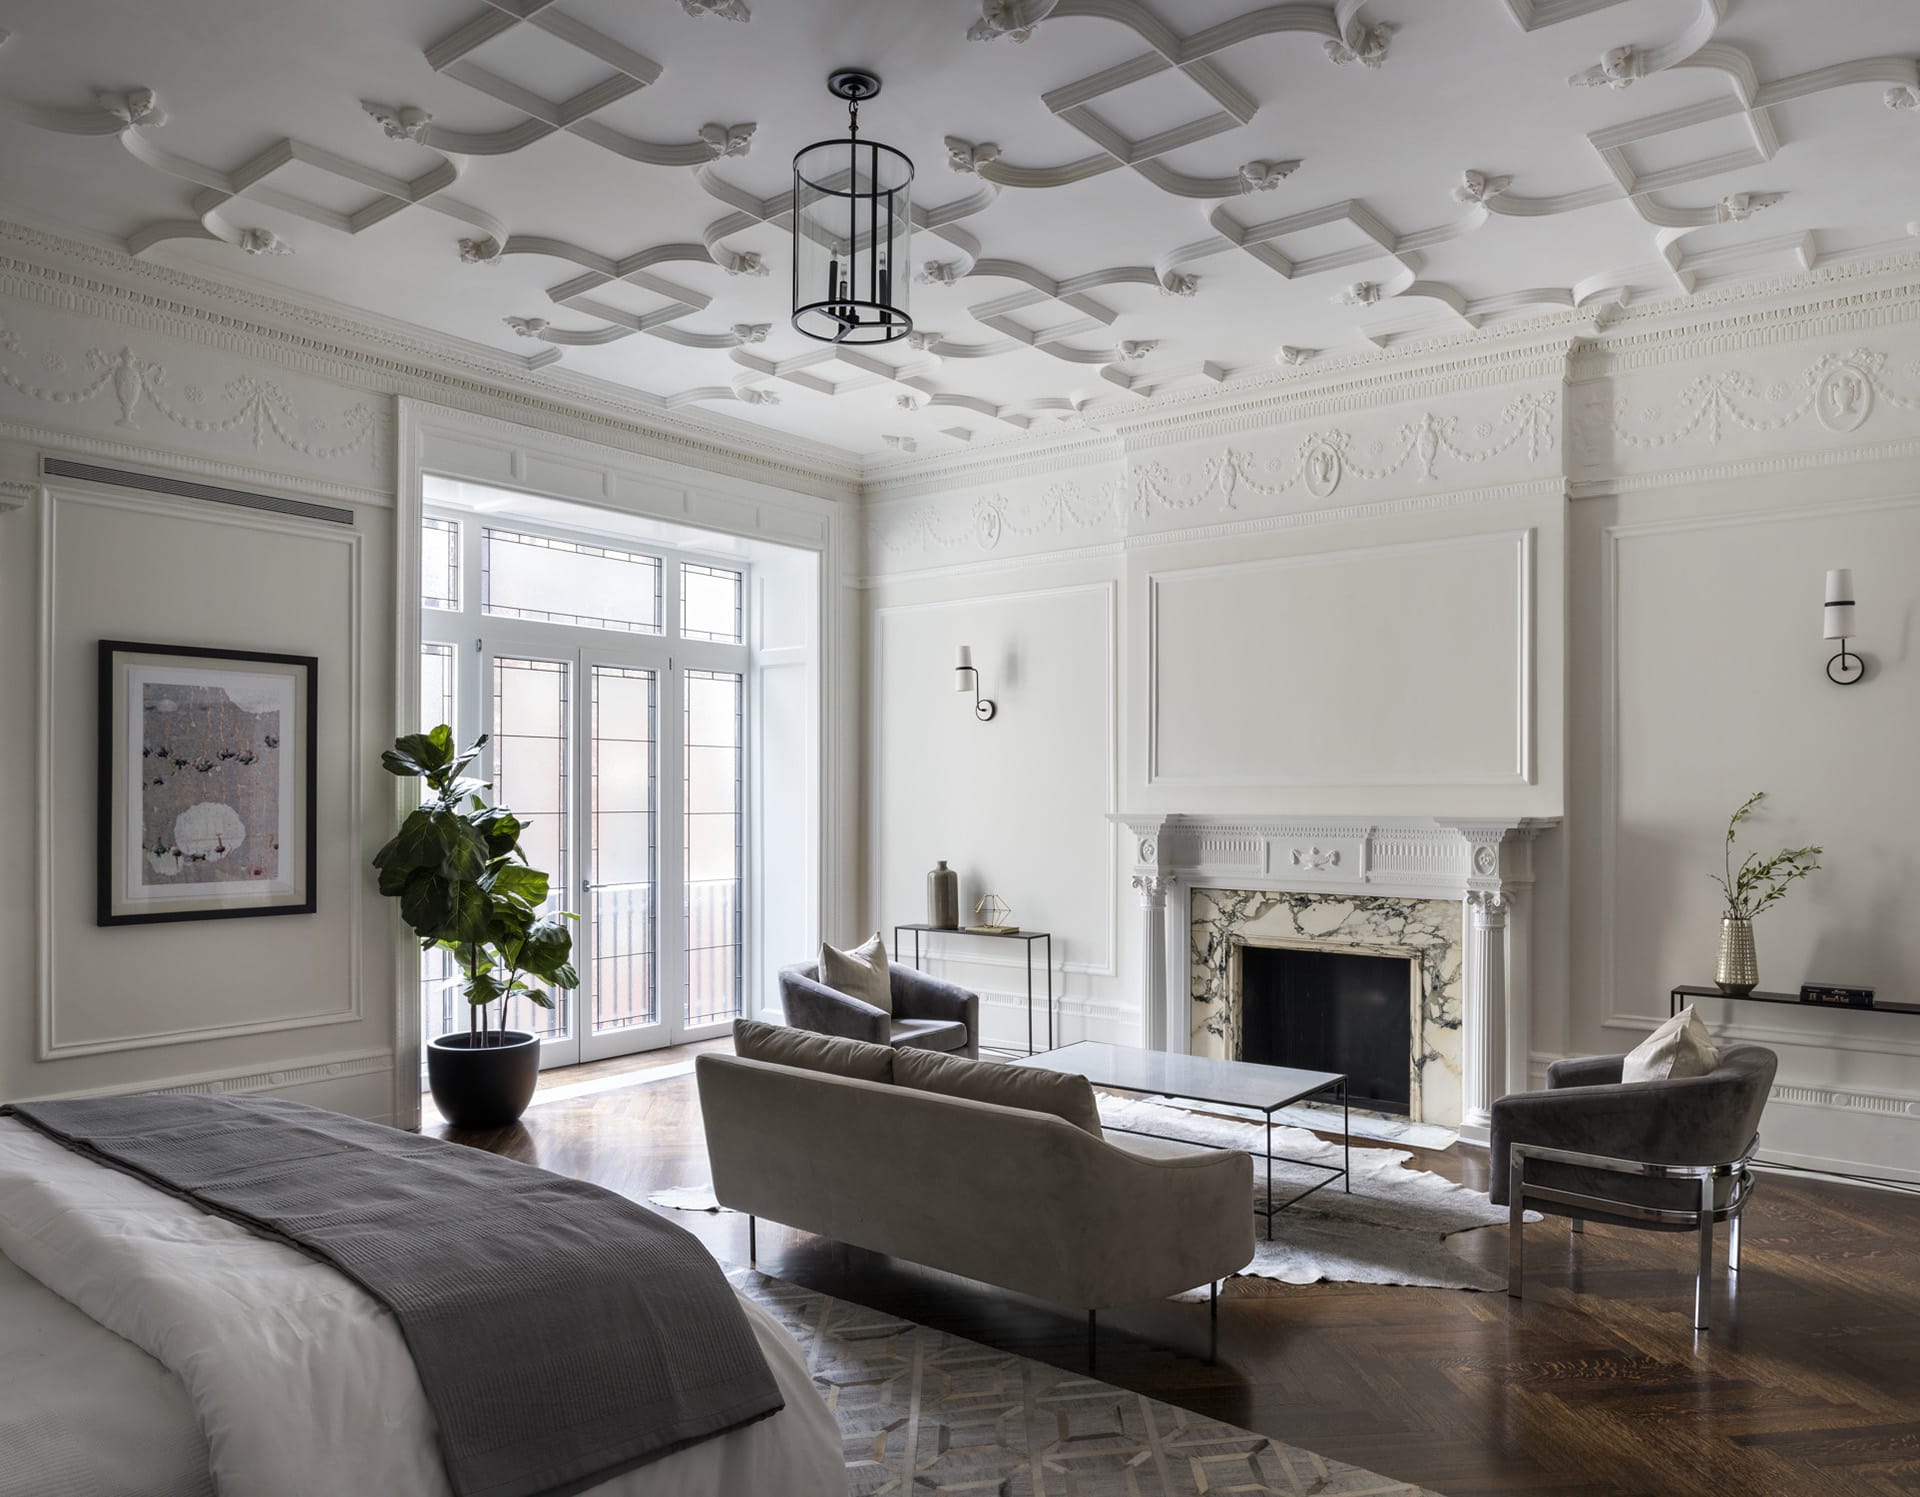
[1622,1005,1719,1084]
[894,1048,1103,1137]
[888,1017,970,1053]
[732,1018,893,1083]
[819,933,892,1016]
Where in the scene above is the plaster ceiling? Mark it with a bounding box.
[3,0,1919,466]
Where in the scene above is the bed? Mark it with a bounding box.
[0,1113,847,1497]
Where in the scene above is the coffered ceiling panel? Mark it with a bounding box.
[2,0,1917,463]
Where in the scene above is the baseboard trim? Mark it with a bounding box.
[13,1048,395,1106]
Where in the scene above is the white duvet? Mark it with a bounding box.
[0,1119,846,1497]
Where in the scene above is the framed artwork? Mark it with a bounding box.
[97,640,318,926]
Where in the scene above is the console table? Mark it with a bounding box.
[894,924,1054,1056]
[1671,984,1918,1018]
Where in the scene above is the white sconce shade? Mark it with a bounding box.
[952,643,995,719]
[1823,568,1855,640]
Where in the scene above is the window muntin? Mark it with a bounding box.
[684,669,743,1027]
[482,527,662,635]
[422,517,460,611]
[590,665,657,1033]
[681,562,745,644]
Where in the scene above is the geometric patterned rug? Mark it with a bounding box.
[731,1267,1443,1496]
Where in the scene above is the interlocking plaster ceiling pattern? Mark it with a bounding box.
[1,0,1918,465]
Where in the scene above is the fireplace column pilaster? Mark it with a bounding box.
[1130,873,1171,1052]
[1462,890,1509,1144]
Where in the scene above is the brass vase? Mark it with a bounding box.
[1715,917,1758,996]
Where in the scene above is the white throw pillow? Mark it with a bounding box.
[818,932,892,1016]
[1622,1006,1720,1084]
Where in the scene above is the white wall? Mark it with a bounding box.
[861,256,1920,1181]
[0,224,859,1124]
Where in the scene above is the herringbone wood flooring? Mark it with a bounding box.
[430,1051,1920,1497]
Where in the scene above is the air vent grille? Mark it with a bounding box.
[40,458,355,527]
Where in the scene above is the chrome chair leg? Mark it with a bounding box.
[1728,1210,1741,1272]
[1693,1177,1714,1331]
[1507,1155,1526,1300]
[748,1214,757,1267]
[1569,1218,1583,1235]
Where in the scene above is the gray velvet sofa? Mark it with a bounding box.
[779,960,979,1058]
[1491,1043,1776,1329]
[696,1033,1253,1318]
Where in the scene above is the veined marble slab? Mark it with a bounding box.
[1189,888,1464,1129]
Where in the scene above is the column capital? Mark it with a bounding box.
[1131,872,1171,905]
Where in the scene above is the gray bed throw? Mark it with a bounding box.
[4,1092,783,1497]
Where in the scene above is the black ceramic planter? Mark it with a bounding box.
[427,1030,540,1129]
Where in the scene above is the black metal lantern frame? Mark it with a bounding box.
[791,70,913,345]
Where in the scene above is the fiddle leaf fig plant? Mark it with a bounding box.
[373,724,578,1044]
[1710,791,1822,920]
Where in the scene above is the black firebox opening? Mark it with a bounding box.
[1239,947,1412,1115]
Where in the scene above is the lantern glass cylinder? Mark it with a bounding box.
[792,133,913,345]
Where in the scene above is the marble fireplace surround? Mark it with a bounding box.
[1115,814,1556,1145]
[1195,890,1463,1127]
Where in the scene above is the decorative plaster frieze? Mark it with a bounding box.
[0,221,861,498]
[0,312,376,463]
[0,477,36,511]
[1573,346,1920,469]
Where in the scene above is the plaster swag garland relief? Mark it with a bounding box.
[866,385,1559,570]
[1119,814,1551,1143]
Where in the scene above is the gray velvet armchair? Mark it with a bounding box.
[1491,1043,1776,1330]
[779,961,980,1059]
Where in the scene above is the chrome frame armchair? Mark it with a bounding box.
[1492,1042,1776,1333]
[1506,1134,1759,1330]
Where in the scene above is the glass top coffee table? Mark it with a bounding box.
[1012,1042,1349,1238]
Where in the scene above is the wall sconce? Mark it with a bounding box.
[1824,568,1864,685]
[954,645,996,720]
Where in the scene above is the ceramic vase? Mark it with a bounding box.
[1715,917,1758,997]
[927,860,959,929]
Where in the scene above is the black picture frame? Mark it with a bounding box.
[97,639,319,926]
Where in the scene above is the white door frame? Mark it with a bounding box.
[424,508,751,1071]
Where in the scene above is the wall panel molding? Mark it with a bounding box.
[1596,491,1920,1041]
[36,482,366,1058]
[1146,529,1534,790]
[869,581,1120,985]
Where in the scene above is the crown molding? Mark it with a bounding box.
[860,427,1126,503]
[0,218,861,501]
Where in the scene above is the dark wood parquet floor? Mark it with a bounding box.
[429,1050,1920,1497]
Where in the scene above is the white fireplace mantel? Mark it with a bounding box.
[1111,812,1558,1144]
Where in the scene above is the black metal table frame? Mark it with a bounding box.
[1095,1075,1350,1239]
[894,924,1053,1056]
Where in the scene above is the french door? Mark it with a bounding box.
[421,516,748,1069]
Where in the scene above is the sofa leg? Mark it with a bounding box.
[1728,1210,1741,1273]
[1569,1218,1583,1236]
[1693,1180,1714,1332]
[1507,1156,1525,1301]
[748,1214,757,1268]
[1208,1282,1219,1364]
[1086,1310,1096,1371]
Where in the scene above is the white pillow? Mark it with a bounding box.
[1622,1006,1720,1084]
[818,932,892,1016]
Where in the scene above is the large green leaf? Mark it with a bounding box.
[397,868,457,938]
[381,725,455,779]
[487,863,549,907]
[518,914,578,987]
